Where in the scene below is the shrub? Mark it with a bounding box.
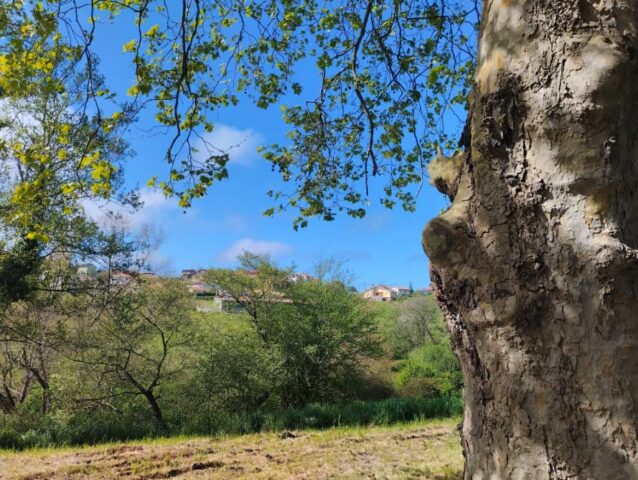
[0,396,461,449]
[395,343,463,397]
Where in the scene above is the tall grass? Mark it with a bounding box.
[178,396,462,436]
[0,396,462,450]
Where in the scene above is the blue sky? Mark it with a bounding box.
[84,10,457,291]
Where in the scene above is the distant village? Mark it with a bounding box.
[72,264,430,313]
[179,268,430,310]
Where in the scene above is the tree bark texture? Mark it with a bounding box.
[143,390,165,428]
[423,1,638,478]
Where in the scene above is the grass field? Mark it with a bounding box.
[0,419,463,479]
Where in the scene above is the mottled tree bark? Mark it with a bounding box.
[423,1,638,478]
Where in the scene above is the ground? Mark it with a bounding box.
[0,419,462,479]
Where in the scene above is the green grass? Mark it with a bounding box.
[0,396,462,450]
[0,418,464,479]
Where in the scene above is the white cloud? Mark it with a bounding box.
[145,249,174,275]
[196,123,263,166]
[82,188,179,229]
[217,238,293,263]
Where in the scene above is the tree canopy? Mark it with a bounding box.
[1,0,479,234]
[0,1,480,305]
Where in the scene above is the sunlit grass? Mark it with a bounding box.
[0,418,463,479]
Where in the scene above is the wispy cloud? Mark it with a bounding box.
[83,190,255,241]
[197,123,263,167]
[217,238,293,263]
[82,188,180,229]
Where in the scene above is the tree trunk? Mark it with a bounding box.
[143,389,165,429]
[423,1,638,478]
[0,384,16,414]
[39,381,51,414]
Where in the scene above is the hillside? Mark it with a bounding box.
[0,419,462,479]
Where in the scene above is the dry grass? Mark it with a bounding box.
[0,419,462,479]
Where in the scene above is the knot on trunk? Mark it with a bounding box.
[422,214,471,267]
[428,146,466,200]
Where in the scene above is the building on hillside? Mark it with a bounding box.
[391,286,412,297]
[184,267,311,313]
[417,286,433,295]
[213,295,244,313]
[109,271,134,287]
[181,269,207,280]
[75,264,98,285]
[361,285,415,302]
[195,294,246,313]
[288,272,314,283]
[361,285,396,302]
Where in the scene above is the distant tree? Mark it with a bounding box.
[0,62,133,306]
[204,253,291,335]
[205,254,380,406]
[68,279,194,427]
[196,326,282,411]
[0,298,64,414]
[272,279,381,405]
[395,343,462,398]
[391,294,446,358]
[313,256,355,286]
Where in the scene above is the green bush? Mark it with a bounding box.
[0,396,462,450]
[0,408,161,450]
[395,343,463,397]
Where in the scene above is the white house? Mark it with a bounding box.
[361,285,413,301]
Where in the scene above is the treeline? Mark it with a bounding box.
[0,248,461,449]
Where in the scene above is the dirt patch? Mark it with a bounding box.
[1,419,462,479]
[191,460,223,471]
[105,446,144,455]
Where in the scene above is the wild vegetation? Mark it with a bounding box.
[0,1,473,473]
[0,249,461,450]
[0,418,463,480]
[2,2,637,476]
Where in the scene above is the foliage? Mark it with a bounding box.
[0,245,463,450]
[0,295,65,415]
[0,239,41,306]
[369,293,462,397]
[391,294,448,358]
[65,278,195,426]
[0,396,462,449]
[312,256,355,286]
[395,343,463,397]
[0,38,133,304]
[274,280,382,405]
[0,0,479,232]
[204,254,382,407]
[193,322,283,412]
